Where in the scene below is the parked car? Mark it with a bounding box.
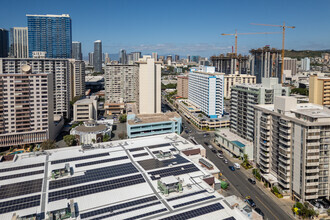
[248,178,256,185]
[255,208,264,217]
[245,198,256,207]
[229,166,235,171]
[217,154,223,159]
[217,150,223,154]
[223,159,228,164]
[234,163,240,169]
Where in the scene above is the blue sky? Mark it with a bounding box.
[1,0,330,57]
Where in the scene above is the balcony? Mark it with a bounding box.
[306,168,319,174]
[305,181,319,187]
[306,175,319,180]
[306,188,319,193]
[307,135,320,140]
[279,138,290,146]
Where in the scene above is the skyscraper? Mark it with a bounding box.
[72,41,82,60]
[131,52,141,62]
[104,53,110,64]
[301,57,310,71]
[152,52,158,61]
[175,55,180,61]
[27,14,72,58]
[9,27,28,58]
[93,40,102,72]
[88,52,94,66]
[119,49,127,64]
[0,28,9,57]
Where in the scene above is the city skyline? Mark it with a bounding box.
[1,0,329,57]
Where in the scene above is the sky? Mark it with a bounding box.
[1,0,330,58]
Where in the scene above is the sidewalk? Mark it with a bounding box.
[210,141,296,219]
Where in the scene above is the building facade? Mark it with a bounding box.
[27,14,72,58]
[301,57,310,71]
[9,27,29,58]
[70,59,86,98]
[230,78,290,142]
[152,52,158,61]
[88,52,94,66]
[119,49,127,64]
[73,96,97,122]
[250,46,281,83]
[177,75,188,98]
[0,28,9,57]
[224,74,256,99]
[211,53,249,75]
[255,96,330,201]
[72,41,82,60]
[283,57,297,77]
[104,64,137,104]
[93,40,102,72]
[309,75,330,107]
[0,65,55,147]
[0,57,73,119]
[136,56,162,114]
[188,66,224,118]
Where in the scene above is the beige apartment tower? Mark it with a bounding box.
[136,56,162,114]
[0,65,55,147]
[309,75,330,106]
[224,74,256,99]
[177,75,188,98]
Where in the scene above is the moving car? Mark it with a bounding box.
[223,159,228,164]
[217,153,223,159]
[234,163,240,169]
[245,198,256,208]
[229,166,235,171]
[248,178,256,185]
[255,208,264,217]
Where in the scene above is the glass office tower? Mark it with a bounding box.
[27,14,72,58]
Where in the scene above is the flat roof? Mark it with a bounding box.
[0,134,248,220]
[74,96,97,105]
[216,129,253,147]
[127,112,181,125]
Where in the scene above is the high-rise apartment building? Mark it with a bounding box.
[250,46,281,83]
[0,56,82,119]
[127,54,133,64]
[0,65,55,147]
[136,56,162,114]
[0,28,9,57]
[188,66,224,118]
[230,78,290,142]
[224,74,256,99]
[283,57,297,77]
[131,52,141,62]
[177,75,188,98]
[9,27,29,58]
[104,64,137,103]
[72,41,82,60]
[88,52,94,66]
[70,59,86,99]
[190,55,200,63]
[255,96,330,201]
[93,40,102,72]
[27,14,72,58]
[152,52,158,61]
[175,55,180,62]
[211,53,249,75]
[104,53,110,64]
[119,49,127,64]
[309,75,330,106]
[301,57,311,71]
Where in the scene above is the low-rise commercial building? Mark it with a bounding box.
[255,96,330,201]
[73,96,97,122]
[70,119,112,144]
[309,75,330,107]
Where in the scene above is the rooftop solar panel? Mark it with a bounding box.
[138,155,189,171]
[166,190,207,202]
[48,174,145,202]
[148,143,172,149]
[0,179,43,200]
[51,152,109,165]
[75,156,128,168]
[0,170,44,181]
[80,196,158,219]
[124,208,167,220]
[132,152,149,158]
[49,163,138,190]
[160,203,224,220]
[0,195,40,214]
[0,163,44,173]
[223,217,236,220]
[148,164,199,180]
[128,147,144,152]
[172,195,215,208]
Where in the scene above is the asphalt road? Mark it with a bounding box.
[163,98,293,220]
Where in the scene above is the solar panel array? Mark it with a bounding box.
[75,156,128,168]
[80,196,158,219]
[0,179,43,200]
[138,155,189,171]
[0,170,44,181]
[0,163,44,173]
[48,174,145,202]
[223,217,236,220]
[148,143,172,149]
[148,164,200,180]
[172,195,215,208]
[124,208,167,220]
[166,190,207,202]
[199,158,213,169]
[128,147,144,152]
[91,201,164,220]
[51,152,109,164]
[132,152,149,158]
[49,163,138,190]
[160,203,224,220]
[0,195,40,214]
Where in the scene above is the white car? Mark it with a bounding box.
[224,159,228,164]
[217,153,223,159]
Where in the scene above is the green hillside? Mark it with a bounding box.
[283,50,330,60]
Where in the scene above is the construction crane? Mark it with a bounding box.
[251,22,295,84]
[221,30,281,56]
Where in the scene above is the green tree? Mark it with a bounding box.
[41,140,57,150]
[63,135,76,146]
[103,134,110,142]
[119,114,127,123]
